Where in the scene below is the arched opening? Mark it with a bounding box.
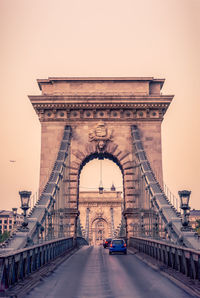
[92,218,108,245]
[78,153,125,245]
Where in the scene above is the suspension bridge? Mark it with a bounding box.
[0,77,199,297]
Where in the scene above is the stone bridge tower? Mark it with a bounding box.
[29,77,173,239]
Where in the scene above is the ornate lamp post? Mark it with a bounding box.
[19,191,31,231]
[178,190,191,231]
[12,208,17,229]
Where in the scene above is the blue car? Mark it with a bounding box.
[109,239,127,255]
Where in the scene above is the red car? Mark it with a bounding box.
[103,238,112,248]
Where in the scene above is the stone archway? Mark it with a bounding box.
[72,139,134,209]
[91,218,108,245]
[72,141,134,239]
[29,77,173,240]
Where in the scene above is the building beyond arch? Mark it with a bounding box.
[79,190,123,245]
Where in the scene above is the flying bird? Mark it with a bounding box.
[9,160,16,163]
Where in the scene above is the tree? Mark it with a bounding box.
[195,219,200,235]
[0,231,10,243]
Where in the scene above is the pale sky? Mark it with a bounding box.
[0,0,200,211]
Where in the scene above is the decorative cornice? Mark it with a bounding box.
[79,200,122,204]
[31,101,169,122]
[32,102,169,109]
[29,94,173,101]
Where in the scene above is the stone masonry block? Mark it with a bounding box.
[122,161,135,170]
[69,173,78,180]
[124,180,134,188]
[124,178,135,184]
[124,172,134,179]
[69,181,78,188]
[106,142,115,153]
[70,188,78,195]
[71,153,82,162]
[118,151,130,162]
[70,161,80,169]
[69,169,78,176]
[85,143,96,156]
[109,143,118,155]
[65,165,79,172]
[125,189,137,196]
[115,149,122,158]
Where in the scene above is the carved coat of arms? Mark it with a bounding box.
[89,121,113,152]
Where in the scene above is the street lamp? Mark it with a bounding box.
[178,190,191,231]
[98,159,104,194]
[179,190,191,209]
[12,208,17,228]
[99,183,104,194]
[19,191,31,231]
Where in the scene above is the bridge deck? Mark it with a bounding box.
[25,246,192,298]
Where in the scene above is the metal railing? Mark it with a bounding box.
[0,236,88,292]
[130,236,200,281]
[0,237,73,291]
[163,183,181,213]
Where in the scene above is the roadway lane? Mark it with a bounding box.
[26,246,193,298]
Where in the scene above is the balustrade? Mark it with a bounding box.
[0,237,87,292]
[130,236,200,281]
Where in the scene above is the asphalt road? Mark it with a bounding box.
[26,246,193,298]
